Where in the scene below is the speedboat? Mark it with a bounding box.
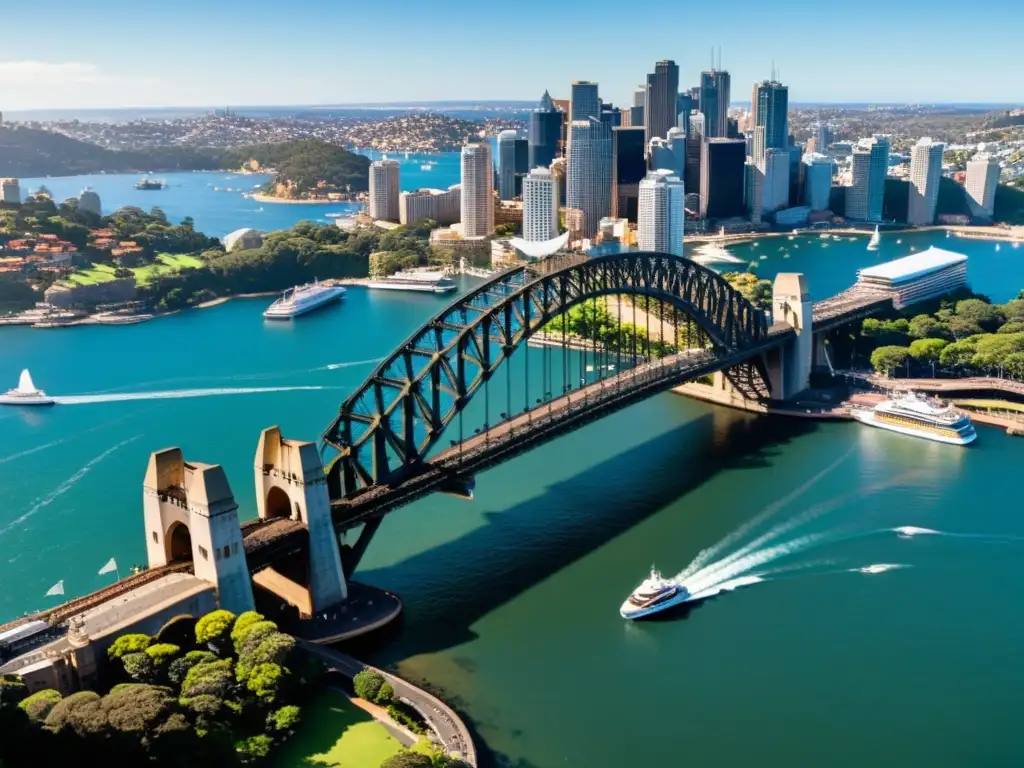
[619,568,692,620]
[0,370,56,406]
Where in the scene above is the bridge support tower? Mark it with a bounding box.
[143,448,255,615]
[254,427,348,615]
[766,273,813,399]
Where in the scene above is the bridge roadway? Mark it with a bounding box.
[811,287,893,333]
[241,324,795,569]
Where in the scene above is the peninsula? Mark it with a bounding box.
[223,140,370,202]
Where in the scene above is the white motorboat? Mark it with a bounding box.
[263,280,346,319]
[620,568,692,620]
[850,392,976,445]
[867,225,881,251]
[0,370,56,406]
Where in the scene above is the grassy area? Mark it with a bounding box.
[63,253,206,288]
[271,689,403,768]
[953,399,1024,414]
[65,263,117,285]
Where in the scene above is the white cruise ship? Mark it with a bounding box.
[620,568,692,620]
[851,392,977,445]
[263,280,346,319]
[365,270,457,294]
[0,370,55,406]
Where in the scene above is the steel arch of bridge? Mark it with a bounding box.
[322,252,769,499]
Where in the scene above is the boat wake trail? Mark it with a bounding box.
[54,385,327,405]
[0,437,139,536]
[893,525,1024,542]
[323,358,383,371]
[0,439,66,466]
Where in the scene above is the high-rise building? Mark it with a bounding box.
[399,185,461,226]
[368,159,400,221]
[801,152,834,211]
[600,103,621,130]
[816,122,834,152]
[612,126,646,222]
[966,153,1001,220]
[751,80,789,162]
[0,179,20,204]
[907,137,945,226]
[567,118,613,239]
[629,105,644,128]
[633,87,646,108]
[460,143,495,237]
[685,114,705,193]
[529,90,561,172]
[676,92,695,134]
[498,130,529,200]
[523,167,559,242]
[638,169,685,256]
[700,138,746,219]
[550,156,567,206]
[699,70,731,138]
[745,160,765,224]
[648,127,686,179]
[570,81,600,123]
[644,60,680,148]
[762,148,791,213]
[846,136,890,222]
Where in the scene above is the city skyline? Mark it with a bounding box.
[2,0,1023,111]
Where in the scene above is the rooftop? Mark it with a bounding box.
[858,247,967,284]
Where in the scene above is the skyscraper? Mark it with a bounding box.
[685,114,705,193]
[966,153,1000,220]
[801,152,834,211]
[638,170,685,256]
[761,148,791,213]
[612,126,646,222]
[523,167,559,242]
[644,60,679,148]
[816,122,834,152]
[600,103,621,130]
[700,138,746,219]
[676,92,695,134]
[570,81,600,123]
[633,87,646,108]
[498,130,520,200]
[699,69,731,138]
[460,143,495,237]
[847,136,890,222]
[907,137,945,226]
[751,80,789,162]
[567,118,613,239]
[529,90,561,172]
[368,159,400,221]
[648,127,686,179]
[629,105,644,128]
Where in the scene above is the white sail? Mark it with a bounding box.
[45,580,64,597]
[867,226,880,250]
[17,369,37,394]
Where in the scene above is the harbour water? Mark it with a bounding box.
[2,227,1024,765]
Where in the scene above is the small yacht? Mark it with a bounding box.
[263,280,346,319]
[0,370,55,406]
[867,225,881,251]
[620,568,692,620]
[364,270,458,294]
[850,392,976,445]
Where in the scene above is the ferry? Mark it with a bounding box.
[0,370,55,406]
[134,176,166,190]
[851,392,976,445]
[365,270,457,294]
[620,568,692,620]
[263,280,346,319]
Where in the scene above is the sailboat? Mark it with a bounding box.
[0,369,55,406]
[867,226,881,251]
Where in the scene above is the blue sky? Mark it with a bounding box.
[2,0,1022,110]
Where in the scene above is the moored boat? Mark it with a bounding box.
[263,280,346,319]
[850,391,976,445]
[364,270,457,294]
[0,370,56,406]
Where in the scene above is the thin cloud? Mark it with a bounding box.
[0,60,156,86]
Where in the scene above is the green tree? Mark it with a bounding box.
[353,669,386,702]
[267,704,301,734]
[181,659,236,701]
[235,733,274,763]
[234,619,278,656]
[494,222,518,237]
[946,316,984,340]
[0,675,27,707]
[167,650,217,687]
[998,321,1024,335]
[1004,299,1024,321]
[236,632,295,683]
[908,338,948,376]
[380,750,434,768]
[245,662,284,704]
[1004,352,1024,379]
[107,633,152,660]
[908,313,949,340]
[375,682,395,705]
[145,643,181,666]
[122,651,157,684]
[870,345,910,376]
[955,298,1003,332]
[939,340,979,368]
[195,609,235,654]
[43,690,103,733]
[17,689,61,724]
[230,611,266,652]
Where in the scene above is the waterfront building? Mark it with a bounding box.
[498,130,529,200]
[699,69,731,138]
[745,159,765,224]
[965,152,1000,219]
[846,136,890,222]
[570,81,600,123]
[907,137,945,226]
[461,143,495,237]
[1,178,20,204]
[644,60,680,149]
[802,152,834,211]
[368,159,400,222]
[613,126,646,222]
[762,148,791,214]
[638,169,685,256]
[399,185,461,226]
[567,118,613,239]
[529,91,561,172]
[751,79,789,162]
[522,167,559,242]
[78,187,102,217]
[700,138,746,219]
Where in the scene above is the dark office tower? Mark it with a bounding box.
[751,79,789,161]
[612,126,646,222]
[600,102,621,129]
[570,81,600,123]
[700,138,746,219]
[629,105,644,128]
[644,60,679,148]
[529,90,561,171]
[699,69,731,138]
[685,113,705,193]
[727,118,740,138]
[676,92,694,133]
[514,137,529,197]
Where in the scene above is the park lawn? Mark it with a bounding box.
[271,689,403,768]
[954,398,1024,414]
[64,263,117,286]
[157,253,204,269]
[133,253,205,286]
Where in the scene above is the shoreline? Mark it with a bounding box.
[686,224,1024,248]
[250,192,360,205]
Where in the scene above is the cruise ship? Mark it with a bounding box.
[263,280,346,319]
[0,370,55,406]
[851,392,977,445]
[365,270,457,294]
[619,568,693,620]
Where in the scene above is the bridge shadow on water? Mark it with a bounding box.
[340,404,818,766]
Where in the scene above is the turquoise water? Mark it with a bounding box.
[2,228,1024,766]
